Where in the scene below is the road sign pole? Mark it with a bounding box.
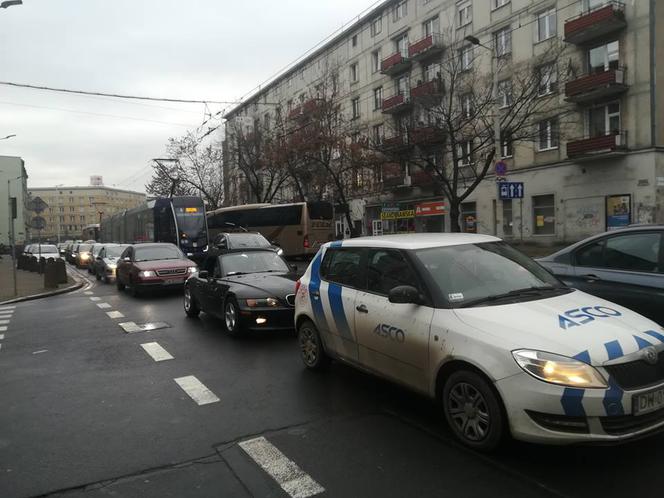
[520,199,524,242]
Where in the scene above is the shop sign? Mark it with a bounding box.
[381,209,415,220]
[606,194,631,231]
[415,201,448,217]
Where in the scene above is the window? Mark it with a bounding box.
[588,40,619,74]
[320,248,364,288]
[493,0,510,9]
[460,93,473,118]
[371,49,381,73]
[502,200,513,236]
[367,249,419,295]
[457,0,472,27]
[422,62,436,82]
[498,79,513,108]
[423,15,440,37]
[604,234,660,272]
[461,202,477,233]
[373,87,383,110]
[393,1,408,21]
[457,140,474,166]
[396,75,409,96]
[500,129,513,158]
[395,33,409,57]
[459,44,473,70]
[352,34,358,47]
[351,97,360,119]
[535,8,556,42]
[532,194,555,235]
[350,62,358,83]
[371,17,382,36]
[584,0,607,12]
[373,123,385,144]
[589,102,620,137]
[537,63,558,95]
[538,118,559,150]
[494,26,512,57]
[576,241,605,267]
[263,113,270,131]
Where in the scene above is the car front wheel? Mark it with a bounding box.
[297,319,329,370]
[184,286,200,318]
[442,370,506,452]
[223,297,241,337]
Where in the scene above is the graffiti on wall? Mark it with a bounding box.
[573,204,601,229]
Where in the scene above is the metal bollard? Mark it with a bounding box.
[55,258,67,284]
[44,259,59,289]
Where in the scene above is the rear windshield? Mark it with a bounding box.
[78,244,92,252]
[105,245,128,258]
[134,245,183,262]
[228,233,271,248]
[38,245,59,253]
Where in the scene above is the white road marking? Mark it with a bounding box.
[0,306,16,311]
[32,350,48,355]
[0,320,9,325]
[174,376,220,406]
[118,322,141,333]
[0,314,12,319]
[84,291,93,295]
[97,303,112,309]
[140,342,174,362]
[239,437,325,498]
[89,297,101,302]
[0,326,6,332]
[0,334,4,340]
[106,311,124,319]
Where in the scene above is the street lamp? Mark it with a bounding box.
[465,35,501,165]
[0,1,23,9]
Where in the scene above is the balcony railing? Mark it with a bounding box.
[565,67,628,103]
[381,50,412,76]
[409,126,444,146]
[381,134,411,152]
[567,130,627,158]
[564,2,626,45]
[410,79,443,101]
[408,33,444,60]
[382,92,412,114]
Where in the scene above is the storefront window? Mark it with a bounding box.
[461,202,477,233]
[533,194,555,235]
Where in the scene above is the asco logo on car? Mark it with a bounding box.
[558,306,622,330]
[373,323,406,343]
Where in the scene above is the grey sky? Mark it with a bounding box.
[0,0,379,192]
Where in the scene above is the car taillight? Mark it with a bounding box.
[303,235,309,249]
[295,279,301,295]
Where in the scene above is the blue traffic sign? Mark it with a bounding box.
[498,182,524,199]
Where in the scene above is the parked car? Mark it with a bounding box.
[538,225,664,325]
[23,244,60,259]
[184,248,297,336]
[295,234,664,450]
[93,243,129,283]
[116,243,197,297]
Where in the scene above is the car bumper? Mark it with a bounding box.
[496,372,664,445]
[135,275,188,289]
[238,307,295,331]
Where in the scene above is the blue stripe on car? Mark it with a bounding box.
[308,251,327,332]
[604,340,623,360]
[328,282,352,339]
[643,330,664,343]
[574,350,591,364]
[634,335,654,350]
[560,350,591,416]
[603,377,625,416]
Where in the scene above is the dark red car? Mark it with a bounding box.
[116,243,197,297]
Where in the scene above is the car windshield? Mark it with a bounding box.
[78,244,92,252]
[134,245,183,262]
[228,233,271,249]
[414,242,565,308]
[105,246,127,258]
[221,251,289,276]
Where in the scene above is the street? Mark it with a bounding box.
[0,266,661,498]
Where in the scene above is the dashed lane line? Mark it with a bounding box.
[106,311,124,319]
[174,376,220,406]
[84,291,94,295]
[0,320,9,325]
[0,327,7,332]
[97,303,112,309]
[238,436,325,498]
[0,306,16,311]
[0,334,4,340]
[140,342,174,362]
[89,297,101,302]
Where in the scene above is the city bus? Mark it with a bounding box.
[81,224,100,241]
[207,202,334,258]
[101,196,209,260]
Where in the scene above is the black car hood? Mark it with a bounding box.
[224,272,298,298]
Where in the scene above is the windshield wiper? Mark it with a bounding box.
[458,286,563,308]
[226,271,252,276]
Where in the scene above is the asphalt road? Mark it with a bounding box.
[0,266,663,498]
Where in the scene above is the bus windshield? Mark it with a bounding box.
[175,207,207,242]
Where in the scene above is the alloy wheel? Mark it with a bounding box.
[225,302,237,331]
[447,382,491,442]
[299,328,318,366]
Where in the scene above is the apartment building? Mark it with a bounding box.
[29,180,145,242]
[0,156,29,246]
[224,0,664,244]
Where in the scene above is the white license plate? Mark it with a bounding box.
[633,387,664,416]
[163,278,183,285]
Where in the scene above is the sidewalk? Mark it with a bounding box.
[0,257,74,302]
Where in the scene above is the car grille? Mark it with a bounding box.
[604,353,664,390]
[156,268,187,277]
[600,407,664,436]
[526,410,589,434]
[286,294,296,306]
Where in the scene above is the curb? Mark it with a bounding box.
[0,271,87,305]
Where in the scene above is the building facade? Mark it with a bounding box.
[0,156,29,246]
[224,0,664,244]
[28,181,146,242]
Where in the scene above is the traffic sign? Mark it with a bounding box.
[495,160,508,178]
[31,216,46,230]
[498,182,524,200]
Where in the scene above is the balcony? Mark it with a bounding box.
[381,51,412,76]
[565,67,628,103]
[380,134,411,154]
[564,2,626,45]
[408,34,444,61]
[567,130,627,159]
[382,162,405,187]
[409,126,444,146]
[410,79,443,102]
[382,92,412,114]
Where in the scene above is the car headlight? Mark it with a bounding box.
[107,263,117,270]
[512,350,607,389]
[187,266,197,274]
[246,297,279,307]
[139,270,156,278]
[80,253,89,260]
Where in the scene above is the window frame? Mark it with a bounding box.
[371,16,383,36]
[459,44,474,71]
[573,232,664,274]
[457,0,472,28]
[319,247,367,290]
[373,86,383,111]
[498,79,513,108]
[538,118,559,151]
[423,15,440,37]
[371,49,382,73]
[393,0,408,22]
[494,26,512,57]
[532,194,556,236]
[492,0,510,10]
[350,62,359,84]
[537,62,558,96]
[365,248,426,298]
[535,8,557,42]
[351,97,361,120]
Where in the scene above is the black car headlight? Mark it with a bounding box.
[245,298,279,308]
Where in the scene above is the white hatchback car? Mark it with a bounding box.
[294,234,664,450]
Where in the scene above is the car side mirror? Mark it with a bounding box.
[198,270,209,279]
[388,285,421,305]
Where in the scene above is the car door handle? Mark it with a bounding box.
[356,304,368,314]
[581,274,601,282]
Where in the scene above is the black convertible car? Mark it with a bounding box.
[183,248,298,336]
